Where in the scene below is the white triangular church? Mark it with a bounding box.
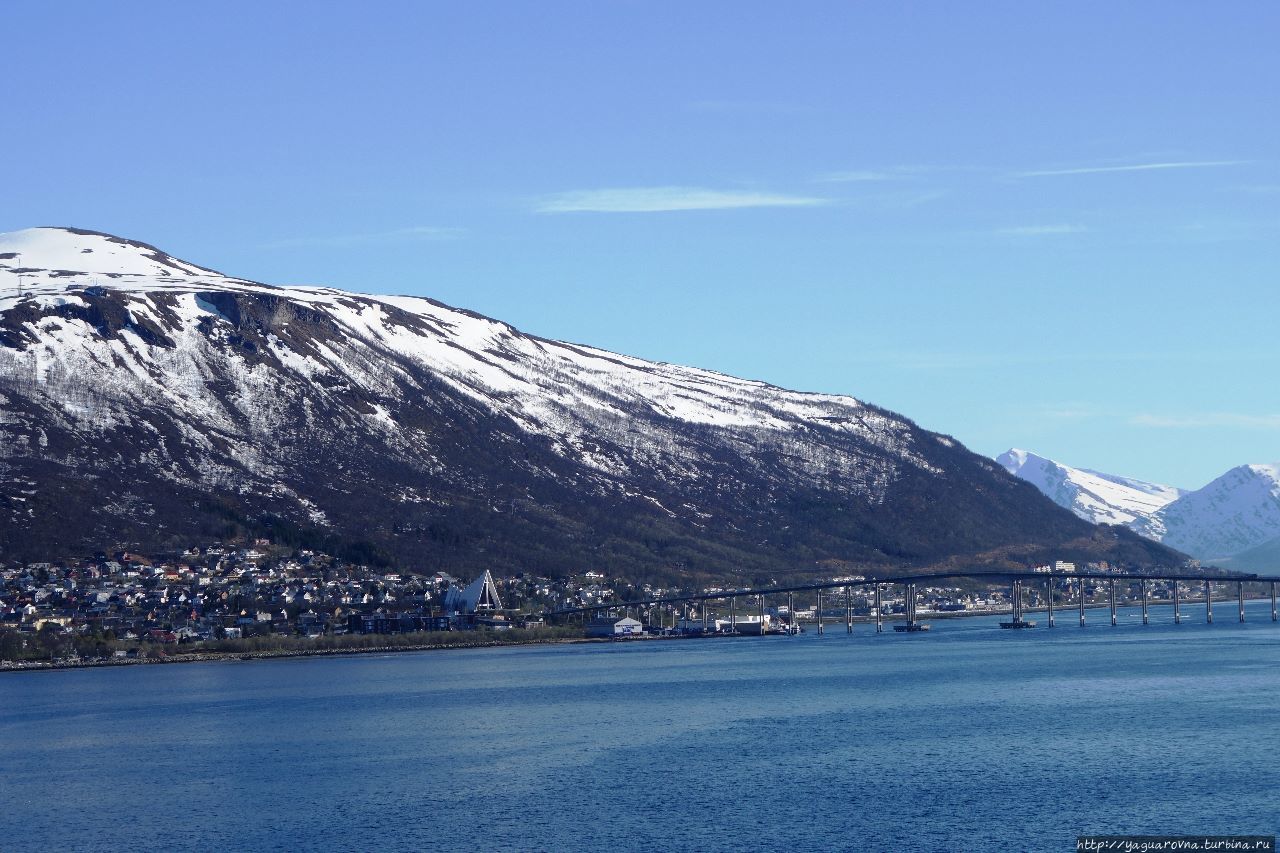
[443,570,503,614]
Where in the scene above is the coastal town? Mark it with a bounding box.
[1,540,1206,668]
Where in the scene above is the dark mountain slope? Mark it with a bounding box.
[0,227,1182,583]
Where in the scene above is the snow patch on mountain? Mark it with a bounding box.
[0,227,219,281]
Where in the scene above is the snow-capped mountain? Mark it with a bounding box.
[1001,448,1280,570]
[1133,464,1280,567]
[0,227,1176,579]
[996,449,1184,526]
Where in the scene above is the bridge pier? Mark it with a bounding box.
[702,599,708,634]
[1109,579,1117,627]
[1205,581,1213,624]
[1046,578,1054,627]
[1174,581,1181,624]
[1079,578,1086,627]
[1273,582,1277,622]
[759,593,765,632]
[1238,581,1245,623]
[730,596,737,632]
[874,585,883,633]
[1141,579,1149,625]
[816,589,824,635]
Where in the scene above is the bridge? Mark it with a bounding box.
[543,570,1280,634]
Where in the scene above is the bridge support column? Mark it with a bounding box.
[1238,581,1245,623]
[1205,581,1213,624]
[816,589,823,635]
[1109,579,1117,627]
[1174,581,1181,624]
[1046,578,1054,627]
[1272,582,1277,622]
[1141,579,1149,625]
[874,586,883,633]
[1079,578,1086,627]
[701,600,708,634]
[730,596,737,632]
[846,587,853,633]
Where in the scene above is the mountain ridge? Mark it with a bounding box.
[0,227,1182,581]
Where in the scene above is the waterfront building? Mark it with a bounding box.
[442,570,504,615]
[585,616,643,638]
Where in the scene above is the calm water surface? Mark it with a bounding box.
[2,604,1278,852]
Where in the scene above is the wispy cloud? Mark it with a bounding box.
[875,189,950,209]
[535,187,827,214]
[264,226,465,249]
[1131,413,1280,429]
[996,224,1088,236]
[1016,160,1245,178]
[816,170,904,183]
[1041,406,1098,421]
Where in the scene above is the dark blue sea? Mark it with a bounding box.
[3,603,1278,851]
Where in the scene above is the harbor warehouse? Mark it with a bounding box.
[585,616,643,638]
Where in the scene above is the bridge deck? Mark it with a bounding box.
[544,570,1280,619]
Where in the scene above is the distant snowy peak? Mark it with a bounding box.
[1001,449,1280,568]
[997,448,1184,526]
[1136,463,1280,563]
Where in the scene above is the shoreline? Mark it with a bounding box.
[6,595,1274,674]
[0,634,616,674]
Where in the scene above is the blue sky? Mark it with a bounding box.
[3,1,1277,488]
